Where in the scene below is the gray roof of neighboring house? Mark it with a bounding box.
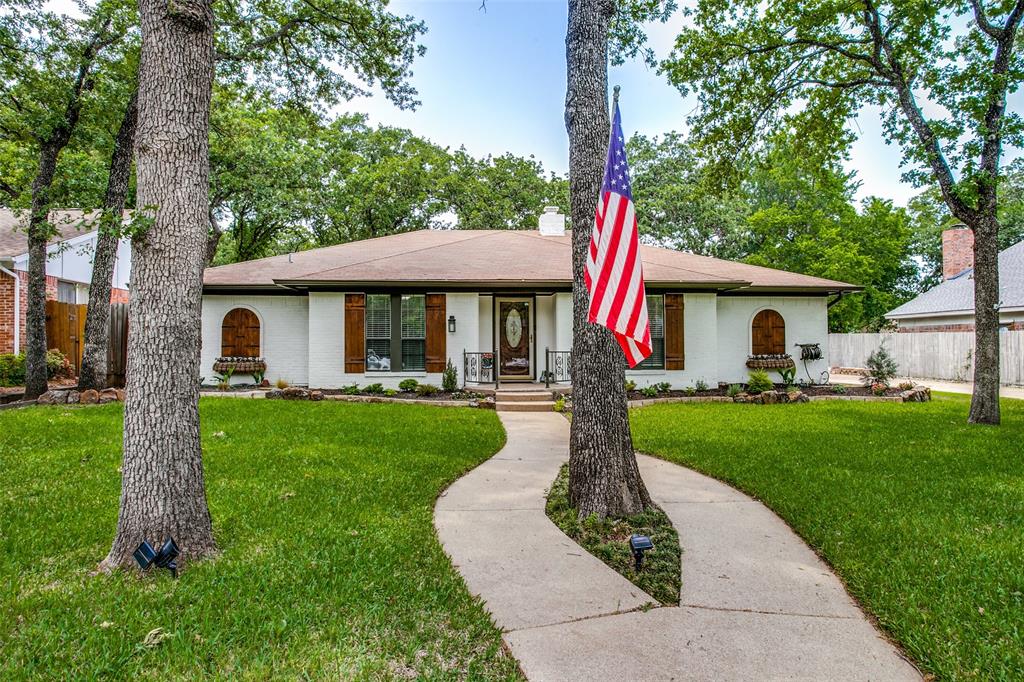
[0,208,97,258]
[886,239,1024,318]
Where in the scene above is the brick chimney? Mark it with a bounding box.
[942,225,974,280]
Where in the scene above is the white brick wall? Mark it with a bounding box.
[716,296,830,384]
[201,294,309,386]
[625,293,719,389]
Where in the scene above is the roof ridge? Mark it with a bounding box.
[289,230,498,280]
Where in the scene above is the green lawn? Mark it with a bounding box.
[0,399,521,680]
[631,393,1024,681]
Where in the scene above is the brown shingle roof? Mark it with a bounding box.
[0,209,101,258]
[203,229,859,292]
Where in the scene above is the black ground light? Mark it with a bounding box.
[629,534,654,571]
[133,538,180,577]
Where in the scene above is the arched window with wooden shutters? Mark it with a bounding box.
[221,308,261,357]
[751,309,785,355]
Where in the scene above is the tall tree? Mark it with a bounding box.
[1,4,130,398]
[664,0,1024,424]
[100,0,218,569]
[565,0,652,519]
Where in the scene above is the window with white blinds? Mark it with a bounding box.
[634,294,665,369]
[365,294,426,371]
[365,294,391,371]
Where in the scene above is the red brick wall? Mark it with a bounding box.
[110,288,130,304]
[898,323,975,333]
[942,227,974,280]
[0,271,14,354]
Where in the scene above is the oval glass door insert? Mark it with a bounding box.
[506,308,523,347]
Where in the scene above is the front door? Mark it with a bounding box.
[498,299,531,380]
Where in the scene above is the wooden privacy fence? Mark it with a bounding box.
[45,301,129,387]
[829,331,1024,386]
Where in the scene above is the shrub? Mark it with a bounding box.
[726,383,742,398]
[746,369,774,394]
[695,379,709,392]
[553,396,566,413]
[45,349,73,380]
[624,379,637,392]
[640,385,658,398]
[655,381,672,393]
[871,382,888,396]
[275,377,290,389]
[384,388,398,397]
[342,383,360,395]
[898,381,915,391]
[442,359,458,392]
[416,383,439,396]
[684,386,696,397]
[832,384,848,395]
[863,344,899,387]
[0,353,26,387]
[779,367,796,387]
[398,378,419,393]
[363,383,385,395]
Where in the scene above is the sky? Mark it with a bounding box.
[339,0,938,207]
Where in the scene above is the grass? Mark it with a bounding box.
[545,464,681,605]
[0,399,522,680]
[630,393,1024,681]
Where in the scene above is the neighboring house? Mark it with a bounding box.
[0,209,132,355]
[201,210,858,389]
[886,226,1024,332]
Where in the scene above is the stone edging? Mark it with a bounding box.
[198,388,486,408]
[627,396,734,408]
[628,384,931,408]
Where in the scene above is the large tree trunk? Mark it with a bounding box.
[101,0,217,570]
[968,213,1001,424]
[23,151,60,399]
[564,0,651,519]
[79,90,138,392]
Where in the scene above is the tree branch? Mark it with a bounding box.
[970,0,1004,39]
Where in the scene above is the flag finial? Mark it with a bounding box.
[613,85,620,103]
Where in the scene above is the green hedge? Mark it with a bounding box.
[0,349,72,387]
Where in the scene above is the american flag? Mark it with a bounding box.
[585,95,651,367]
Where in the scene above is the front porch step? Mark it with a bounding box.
[495,400,557,412]
[494,391,554,402]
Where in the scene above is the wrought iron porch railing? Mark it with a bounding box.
[463,351,494,387]
[544,348,572,388]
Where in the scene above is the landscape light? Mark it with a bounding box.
[133,537,179,578]
[448,315,456,333]
[629,534,654,571]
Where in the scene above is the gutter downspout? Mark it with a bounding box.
[0,262,20,353]
[827,291,846,309]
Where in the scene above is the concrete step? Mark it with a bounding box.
[495,400,557,412]
[494,391,554,402]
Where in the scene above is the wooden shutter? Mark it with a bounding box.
[425,293,446,373]
[344,294,366,373]
[221,308,260,357]
[752,309,785,355]
[664,294,685,370]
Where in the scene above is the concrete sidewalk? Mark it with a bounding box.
[833,373,1024,399]
[435,412,921,681]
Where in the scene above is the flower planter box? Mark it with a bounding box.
[213,357,267,374]
[746,355,796,370]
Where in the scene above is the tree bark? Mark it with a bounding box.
[968,213,1001,424]
[101,0,217,570]
[79,90,138,392]
[564,0,652,519]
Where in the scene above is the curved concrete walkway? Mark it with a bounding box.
[435,412,921,681]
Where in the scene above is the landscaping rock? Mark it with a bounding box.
[792,391,810,403]
[79,389,99,405]
[114,389,125,401]
[309,390,324,402]
[751,394,764,404]
[282,387,309,400]
[900,385,932,403]
[761,390,779,405]
[479,396,496,410]
[98,389,119,404]
[732,393,749,403]
[38,390,68,405]
[266,389,284,400]
[66,390,80,405]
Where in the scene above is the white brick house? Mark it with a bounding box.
[201,222,857,389]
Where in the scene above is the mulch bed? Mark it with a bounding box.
[627,383,906,400]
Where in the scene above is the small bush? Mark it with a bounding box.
[684,386,696,397]
[384,388,398,397]
[871,382,888,396]
[45,349,73,380]
[726,383,742,397]
[416,383,439,396]
[898,381,915,391]
[442,359,458,392]
[624,379,636,392]
[695,379,709,392]
[275,377,290,389]
[832,384,848,395]
[746,369,774,394]
[779,367,796,387]
[398,378,419,392]
[863,344,899,387]
[363,383,385,395]
[655,381,672,393]
[553,396,566,413]
[342,383,360,395]
[0,353,26,387]
[640,385,658,398]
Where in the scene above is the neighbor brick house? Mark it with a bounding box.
[200,209,859,389]
[886,225,1024,332]
[0,209,132,355]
